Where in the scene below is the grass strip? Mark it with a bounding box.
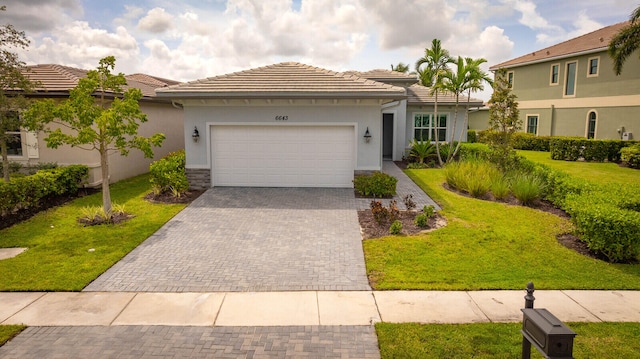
[376,322,640,359]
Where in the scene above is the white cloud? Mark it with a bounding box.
[1,0,83,33]
[137,7,174,33]
[19,21,140,73]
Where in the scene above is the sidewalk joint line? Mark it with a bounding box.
[465,291,492,323]
[212,292,227,326]
[561,290,604,322]
[109,292,138,326]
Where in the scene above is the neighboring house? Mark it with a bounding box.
[7,64,184,186]
[156,62,482,189]
[487,21,639,140]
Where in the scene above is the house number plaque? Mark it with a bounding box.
[275,115,288,121]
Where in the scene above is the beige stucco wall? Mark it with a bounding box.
[500,50,640,140]
[468,108,490,131]
[10,100,184,185]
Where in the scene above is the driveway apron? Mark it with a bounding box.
[84,187,370,292]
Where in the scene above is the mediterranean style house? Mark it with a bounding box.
[8,64,185,186]
[484,21,639,140]
[156,62,482,189]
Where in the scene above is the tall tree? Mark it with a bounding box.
[23,56,165,217]
[487,69,521,170]
[608,5,640,75]
[0,5,35,182]
[456,57,492,158]
[415,39,453,166]
[390,62,410,73]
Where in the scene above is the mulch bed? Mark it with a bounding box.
[144,189,205,204]
[358,210,447,239]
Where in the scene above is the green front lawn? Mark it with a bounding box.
[518,150,640,184]
[376,322,640,359]
[0,325,25,347]
[0,174,186,291]
[363,168,640,290]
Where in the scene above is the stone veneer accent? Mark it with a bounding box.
[186,168,211,190]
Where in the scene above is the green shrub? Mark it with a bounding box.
[354,172,398,197]
[414,213,429,227]
[423,205,436,218]
[408,139,436,164]
[467,130,477,143]
[621,144,640,169]
[565,191,640,263]
[389,220,403,235]
[511,132,551,151]
[490,175,510,200]
[0,165,88,216]
[511,174,545,205]
[550,137,635,162]
[444,159,500,198]
[149,150,188,196]
[458,143,491,161]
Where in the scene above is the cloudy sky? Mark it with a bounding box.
[4,0,637,99]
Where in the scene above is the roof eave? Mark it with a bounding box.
[155,91,407,100]
[490,47,607,70]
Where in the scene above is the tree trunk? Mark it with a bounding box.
[1,140,9,182]
[100,144,112,217]
[451,90,472,160]
[434,91,443,166]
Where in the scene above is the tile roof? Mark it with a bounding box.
[23,64,176,98]
[341,69,418,84]
[155,62,407,99]
[491,21,629,70]
[406,84,484,106]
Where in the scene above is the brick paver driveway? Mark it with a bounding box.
[84,187,370,292]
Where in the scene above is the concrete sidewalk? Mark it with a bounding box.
[2,290,639,327]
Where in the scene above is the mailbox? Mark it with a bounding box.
[521,308,576,359]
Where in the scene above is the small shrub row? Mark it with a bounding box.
[354,172,398,197]
[477,131,551,151]
[550,137,635,162]
[621,144,640,169]
[149,150,189,197]
[530,163,640,262]
[0,165,88,216]
[467,130,477,143]
[370,200,399,225]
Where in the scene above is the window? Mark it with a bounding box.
[550,64,559,85]
[586,111,597,139]
[414,113,447,142]
[564,61,577,96]
[526,115,538,135]
[507,71,514,88]
[587,57,599,77]
[3,111,22,156]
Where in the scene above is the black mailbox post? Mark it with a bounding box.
[520,282,576,359]
[521,308,576,359]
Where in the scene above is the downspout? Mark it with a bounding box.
[171,100,183,109]
[549,104,555,136]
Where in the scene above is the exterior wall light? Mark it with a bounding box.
[364,127,372,143]
[192,126,200,143]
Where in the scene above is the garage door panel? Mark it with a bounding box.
[211,125,354,187]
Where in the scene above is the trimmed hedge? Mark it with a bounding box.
[0,165,88,216]
[621,144,640,169]
[531,163,640,262]
[467,130,477,143]
[353,172,398,197]
[149,150,188,195]
[477,131,551,151]
[550,137,635,162]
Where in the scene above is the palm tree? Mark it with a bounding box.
[390,62,410,73]
[608,5,640,75]
[415,39,453,166]
[440,57,493,162]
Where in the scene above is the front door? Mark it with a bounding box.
[382,113,394,160]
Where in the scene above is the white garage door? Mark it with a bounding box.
[211,125,355,187]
